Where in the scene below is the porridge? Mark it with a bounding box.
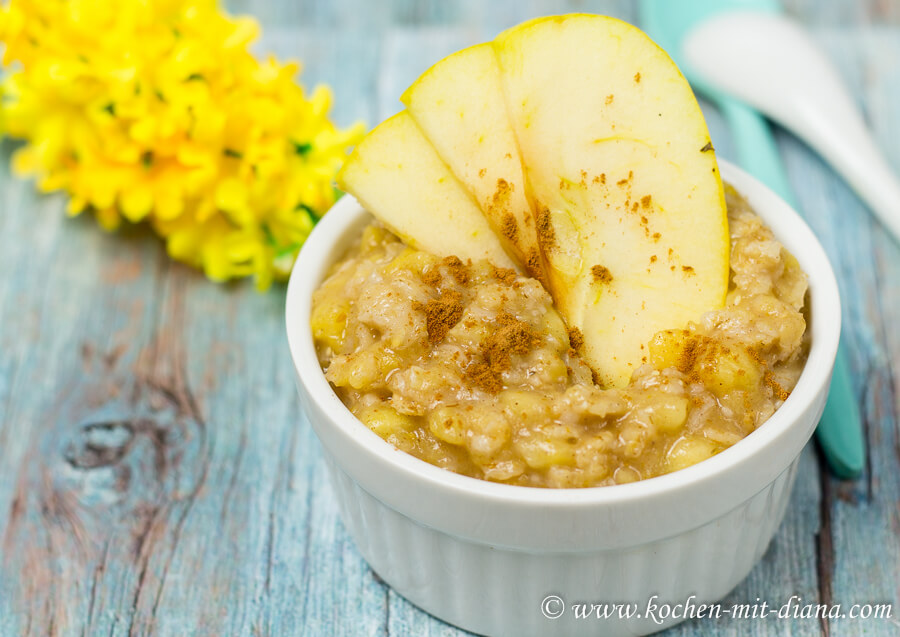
[311,187,809,488]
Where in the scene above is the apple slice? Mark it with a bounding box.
[336,112,516,269]
[493,15,729,387]
[401,43,546,283]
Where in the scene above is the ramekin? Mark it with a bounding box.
[285,161,841,636]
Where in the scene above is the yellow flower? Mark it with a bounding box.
[0,0,364,289]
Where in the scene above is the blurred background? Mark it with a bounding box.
[227,0,900,129]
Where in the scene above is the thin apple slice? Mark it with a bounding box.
[401,43,546,283]
[336,112,516,269]
[493,15,729,387]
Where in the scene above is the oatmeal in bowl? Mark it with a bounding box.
[287,162,839,637]
[311,187,809,488]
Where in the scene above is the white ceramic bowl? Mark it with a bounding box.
[285,161,840,637]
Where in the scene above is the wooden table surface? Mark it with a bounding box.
[1,1,898,635]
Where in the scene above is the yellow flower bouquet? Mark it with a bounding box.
[0,0,363,289]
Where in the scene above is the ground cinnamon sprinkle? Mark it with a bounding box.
[484,313,540,369]
[442,255,469,285]
[421,256,469,288]
[490,179,513,213]
[465,361,500,394]
[501,213,518,242]
[746,346,765,365]
[421,268,441,287]
[568,326,584,350]
[742,393,755,428]
[536,206,556,248]
[676,336,700,372]
[413,289,464,344]
[764,371,791,401]
[676,335,761,389]
[491,264,517,286]
[591,264,613,284]
[464,312,540,393]
[525,248,544,283]
[674,334,706,384]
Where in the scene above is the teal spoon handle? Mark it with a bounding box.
[720,99,865,479]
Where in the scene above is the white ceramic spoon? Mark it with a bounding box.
[684,11,900,242]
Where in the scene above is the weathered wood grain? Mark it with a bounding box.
[0,1,898,635]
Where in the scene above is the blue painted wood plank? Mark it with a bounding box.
[791,29,900,637]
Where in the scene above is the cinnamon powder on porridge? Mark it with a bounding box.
[442,255,470,285]
[491,265,517,286]
[423,256,470,287]
[414,289,464,344]
[464,312,540,393]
